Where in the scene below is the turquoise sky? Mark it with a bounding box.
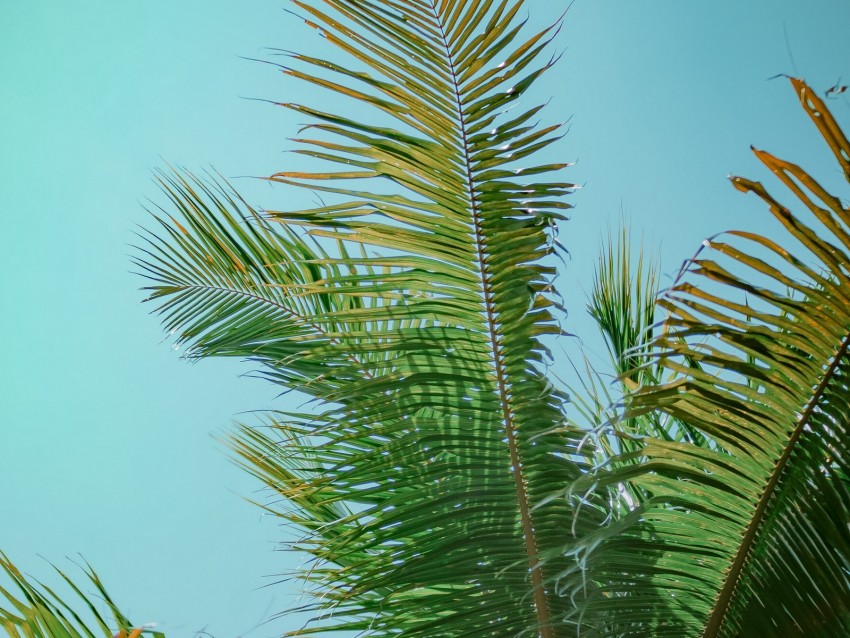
[2,1,849,636]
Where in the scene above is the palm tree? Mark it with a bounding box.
[3,2,849,636]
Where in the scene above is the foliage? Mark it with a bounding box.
[0,553,161,638]
[5,2,850,637]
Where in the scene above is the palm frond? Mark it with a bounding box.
[583,222,709,453]
[0,553,162,638]
[139,2,590,636]
[569,223,667,516]
[588,222,660,384]
[564,78,850,637]
[135,169,362,394]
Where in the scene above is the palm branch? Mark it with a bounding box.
[136,2,592,636]
[564,77,850,637]
[0,554,161,638]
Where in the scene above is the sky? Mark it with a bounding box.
[1,1,849,636]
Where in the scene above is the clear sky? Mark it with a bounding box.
[2,1,849,636]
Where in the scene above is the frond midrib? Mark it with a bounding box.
[426,2,553,634]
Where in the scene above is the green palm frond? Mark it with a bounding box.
[0,553,162,638]
[581,222,709,454]
[135,169,357,393]
[571,223,667,514]
[568,222,713,523]
[138,2,591,636]
[564,78,850,637]
[588,222,660,385]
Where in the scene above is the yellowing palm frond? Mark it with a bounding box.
[565,78,850,638]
